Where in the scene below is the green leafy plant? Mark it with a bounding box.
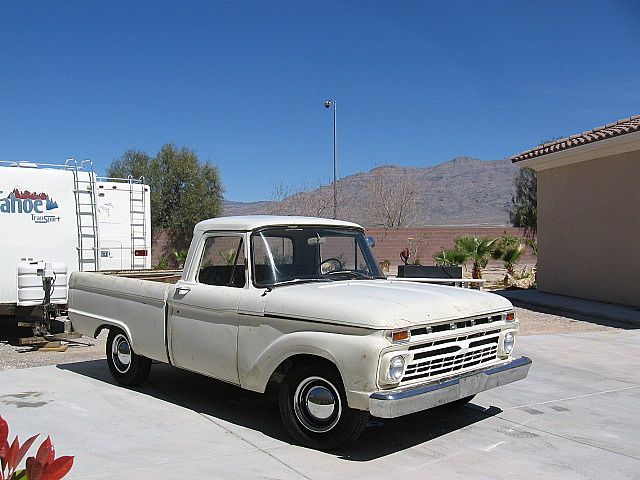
[433,248,469,267]
[524,237,538,285]
[492,234,526,277]
[218,249,236,265]
[453,236,498,279]
[108,143,224,251]
[516,265,532,280]
[0,415,74,480]
[509,167,537,238]
[173,249,189,268]
[154,255,169,270]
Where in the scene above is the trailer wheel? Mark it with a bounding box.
[106,328,151,386]
[279,362,368,450]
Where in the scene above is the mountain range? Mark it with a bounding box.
[223,157,519,227]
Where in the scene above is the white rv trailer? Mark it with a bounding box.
[0,159,151,315]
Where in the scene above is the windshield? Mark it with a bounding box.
[251,227,384,287]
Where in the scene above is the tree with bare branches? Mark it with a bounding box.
[361,169,421,228]
[267,179,358,220]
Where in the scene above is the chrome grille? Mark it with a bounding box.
[402,329,500,384]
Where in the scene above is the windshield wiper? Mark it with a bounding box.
[269,278,333,288]
[325,270,376,280]
[261,277,333,296]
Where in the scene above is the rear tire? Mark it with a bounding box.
[279,362,368,450]
[106,328,151,386]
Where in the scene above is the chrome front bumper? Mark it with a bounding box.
[369,356,532,418]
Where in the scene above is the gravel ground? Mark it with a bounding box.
[0,306,628,371]
[0,327,107,371]
[514,305,625,335]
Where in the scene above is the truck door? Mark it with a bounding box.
[167,233,247,384]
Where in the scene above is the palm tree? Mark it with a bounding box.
[500,244,526,277]
[492,234,526,277]
[454,236,497,279]
[433,248,469,267]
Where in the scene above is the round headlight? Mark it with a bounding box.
[388,355,405,383]
[503,332,515,355]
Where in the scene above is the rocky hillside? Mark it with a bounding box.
[224,157,519,226]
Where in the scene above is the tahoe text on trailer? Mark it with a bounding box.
[0,159,151,333]
[68,216,531,449]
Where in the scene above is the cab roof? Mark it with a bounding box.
[194,215,363,233]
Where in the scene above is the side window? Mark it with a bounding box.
[197,236,245,288]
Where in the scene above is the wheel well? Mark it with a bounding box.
[94,324,119,338]
[268,354,341,388]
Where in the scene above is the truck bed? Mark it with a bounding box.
[97,269,182,283]
[68,271,178,363]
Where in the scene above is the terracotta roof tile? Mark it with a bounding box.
[511,115,640,163]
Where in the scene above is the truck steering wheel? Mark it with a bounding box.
[318,258,343,274]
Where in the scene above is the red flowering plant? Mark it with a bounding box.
[0,416,73,480]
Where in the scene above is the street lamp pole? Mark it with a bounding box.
[325,99,337,219]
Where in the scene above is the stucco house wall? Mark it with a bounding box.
[512,117,640,308]
[537,151,639,307]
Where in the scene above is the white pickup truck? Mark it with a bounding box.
[68,215,531,450]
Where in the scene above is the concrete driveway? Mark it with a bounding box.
[1,329,638,479]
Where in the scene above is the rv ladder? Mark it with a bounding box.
[128,176,148,270]
[69,159,100,271]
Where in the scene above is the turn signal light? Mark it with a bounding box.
[391,330,410,343]
[505,312,515,322]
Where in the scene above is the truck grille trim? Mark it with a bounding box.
[410,314,503,336]
[402,328,501,384]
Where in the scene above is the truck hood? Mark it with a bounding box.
[262,279,513,329]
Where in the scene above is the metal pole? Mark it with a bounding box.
[333,100,337,219]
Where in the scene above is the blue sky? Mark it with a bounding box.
[1,1,639,202]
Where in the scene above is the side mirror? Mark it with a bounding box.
[366,236,376,248]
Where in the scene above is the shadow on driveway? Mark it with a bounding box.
[57,359,501,460]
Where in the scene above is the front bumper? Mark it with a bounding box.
[369,356,532,418]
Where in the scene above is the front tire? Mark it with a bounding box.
[279,362,368,450]
[106,328,151,386]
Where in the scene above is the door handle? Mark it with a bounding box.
[175,286,191,295]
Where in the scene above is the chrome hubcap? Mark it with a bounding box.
[112,333,131,374]
[294,376,341,433]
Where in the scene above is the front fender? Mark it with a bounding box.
[239,328,387,410]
